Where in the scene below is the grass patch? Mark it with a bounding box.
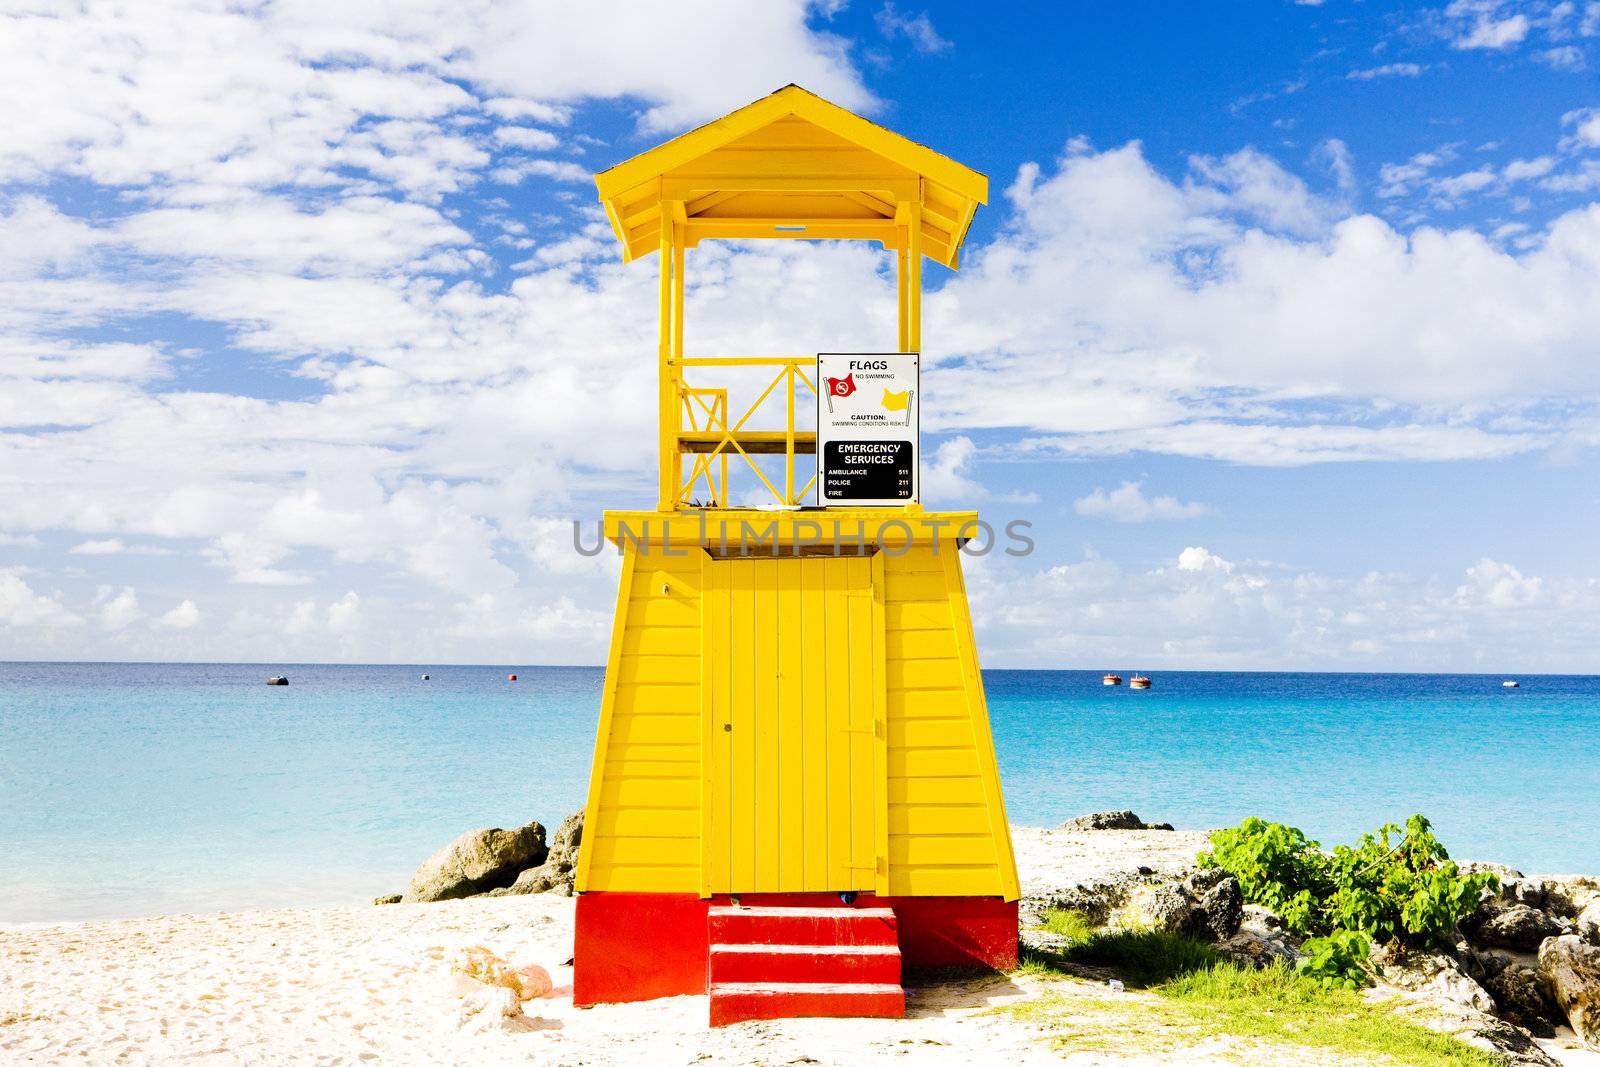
[1009,913,1497,1066]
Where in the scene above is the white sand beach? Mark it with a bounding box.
[3,828,1596,1066]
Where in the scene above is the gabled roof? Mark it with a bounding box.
[594,85,987,269]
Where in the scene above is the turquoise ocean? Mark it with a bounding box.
[1,662,1595,923]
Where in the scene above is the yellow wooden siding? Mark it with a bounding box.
[579,532,1019,902]
[576,546,704,893]
[882,545,1017,899]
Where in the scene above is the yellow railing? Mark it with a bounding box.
[670,356,818,509]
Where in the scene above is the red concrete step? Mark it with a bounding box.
[709,982,905,1027]
[707,906,898,947]
[709,942,902,985]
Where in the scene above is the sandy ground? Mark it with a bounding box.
[3,828,1595,1065]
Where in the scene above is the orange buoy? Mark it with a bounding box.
[508,673,518,682]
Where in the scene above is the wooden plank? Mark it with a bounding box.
[598,808,699,838]
[846,554,876,891]
[799,553,828,892]
[617,654,699,686]
[890,747,981,778]
[887,803,994,836]
[887,775,986,806]
[607,712,700,746]
[887,687,970,720]
[886,657,964,691]
[885,571,950,602]
[607,742,698,765]
[886,629,958,660]
[626,596,700,629]
[889,834,996,867]
[885,864,999,897]
[870,551,890,897]
[586,865,700,894]
[776,558,805,891]
[604,758,699,779]
[887,717,975,749]
[613,684,698,717]
[599,777,698,810]
[704,559,731,893]
[621,626,699,657]
[754,557,780,891]
[730,559,757,889]
[823,557,853,888]
[885,600,952,632]
[589,836,701,869]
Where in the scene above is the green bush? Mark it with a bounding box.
[1198,814,1497,987]
[1298,930,1372,990]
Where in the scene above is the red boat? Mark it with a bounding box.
[1102,673,1122,686]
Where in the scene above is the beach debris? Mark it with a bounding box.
[266,675,289,686]
[402,821,548,903]
[1058,810,1174,831]
[1539,934,1600,1048]
[451,946,554,1001]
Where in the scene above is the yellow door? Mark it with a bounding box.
[702,555,882,894]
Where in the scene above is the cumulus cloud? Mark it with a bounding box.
[160,599,201,629]
[965,548,1600,671]
[0,570,79,628]
[1075,482,1207,522]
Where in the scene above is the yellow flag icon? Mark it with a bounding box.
[881,388,910,411]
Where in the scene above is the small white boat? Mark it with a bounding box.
[1502,679,1520,688]
[1102,673,1123,686]
[1129,675,1152,690]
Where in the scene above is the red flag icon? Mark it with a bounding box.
[824,373,856,398]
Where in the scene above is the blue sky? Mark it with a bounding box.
[3,0,1600,670]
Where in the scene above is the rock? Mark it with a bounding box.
[1240,903,1284,931]
[492,810,584,897]
[1405,1001,1561,1067]
[1578,899,1600,945]
[1462,860,1525,881]
[1184,875,1243,942]
[1483,962,1560,1037]
[1215,927,1302,968]
[1467,903,1572,951]
[1539,934,1600,1048]
[402,821,547,903]
[1371,942,1496,1014]
[1059,810,1172,831]
[1123,883,1192,933]
[372,893,402,905]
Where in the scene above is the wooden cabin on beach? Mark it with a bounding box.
[571,85,1020,1026]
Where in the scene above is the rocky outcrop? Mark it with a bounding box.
[1482,962,1560,1037]
[402,821,547,903]
[1539,934,1600,1048]
[492,811,585,897]
[1059,810,1174,831]
[1371,942,1497,1015]
[1466,902,1574,950]
[1182,870,1243,942]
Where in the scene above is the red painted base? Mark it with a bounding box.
[573,892,1017,1008]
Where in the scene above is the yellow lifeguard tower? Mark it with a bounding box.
[572,85,1020,1025]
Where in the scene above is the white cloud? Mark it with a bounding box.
[1446,2,1532,49]
[0,569,79,628]
[1563,106,1600,149]
[874,3,952,54]
[70,538,127,556]
[160,599,201,629]
[96,585,142,630]
[1347,62,1426,79]
[1535,44,1588,68]
[965,549,1600,671]
[1075,482,1207,522]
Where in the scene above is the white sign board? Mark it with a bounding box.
[816,352,919,506]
